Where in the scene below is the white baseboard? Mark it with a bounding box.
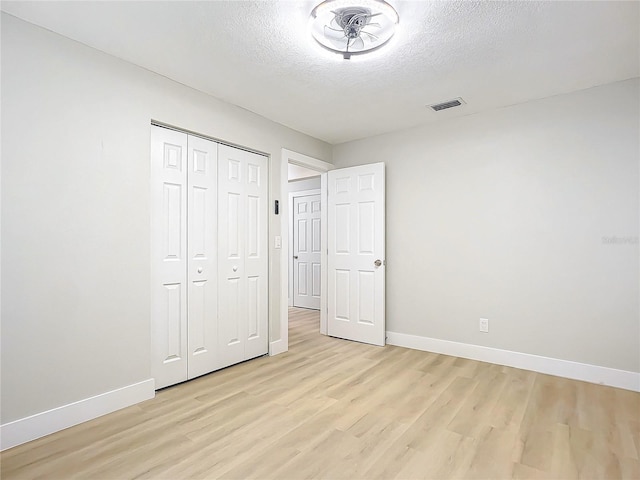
[0,378,155,451]
[386,332,640,392]
[269,338,288,356]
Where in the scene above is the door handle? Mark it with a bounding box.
[197,267,203,274]
[374,259,382,267]
[232,266,238,272]
[293,256,298,259]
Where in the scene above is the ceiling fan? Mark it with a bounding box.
[310,0,399,59]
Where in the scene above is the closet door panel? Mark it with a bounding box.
[151,126,188,389]
[218,145,268,366]
[187,136,219,379]
[218,148,247,368]
[244,153,268,359]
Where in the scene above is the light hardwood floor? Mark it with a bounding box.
[2,307,639,479]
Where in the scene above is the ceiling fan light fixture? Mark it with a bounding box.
[310,0,399,60]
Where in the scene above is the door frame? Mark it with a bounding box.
[288,188,321,309]
[275,149,333,355]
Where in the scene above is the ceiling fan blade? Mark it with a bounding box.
[324,25,346,41]
[324,25,344,34]
[323,26,348,48]
[351,36,365,50]
[361,29,379,41]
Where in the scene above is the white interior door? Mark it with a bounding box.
[293,194,321,310]
[186,135,218,379]
[327,163,385,346]
[218,144,269,368]
[151,127,189,389]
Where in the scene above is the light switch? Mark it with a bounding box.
[274,236,282,249]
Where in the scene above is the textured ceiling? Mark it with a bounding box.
[2,1,638,144]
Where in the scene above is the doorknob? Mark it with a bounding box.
[293,256,298,259]
[374,259,382,267]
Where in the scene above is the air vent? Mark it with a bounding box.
[429,98,465,112]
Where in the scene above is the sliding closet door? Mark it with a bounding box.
[186,136,218,379]
[218,145,269,368]
[151,126,188,389]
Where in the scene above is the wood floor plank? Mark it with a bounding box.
[2,307,638,480]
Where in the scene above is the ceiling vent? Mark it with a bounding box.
[429,98,465,112]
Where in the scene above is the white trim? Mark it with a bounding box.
[267,151,274,356]
[288,185,293,307]
[277,149,333,356]
[284,149,334,172]
[319,173,328,335]
[0,379,155,451]
[288,189,321,308]
[269,338,287,356]
[386,332,640,392]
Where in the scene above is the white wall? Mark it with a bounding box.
[0,14,331,424]
[333,78,640,373]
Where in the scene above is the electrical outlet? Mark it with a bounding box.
[479,318,489,333]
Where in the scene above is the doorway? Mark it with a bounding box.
[278,150,333,354]
[278,150,387,354]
